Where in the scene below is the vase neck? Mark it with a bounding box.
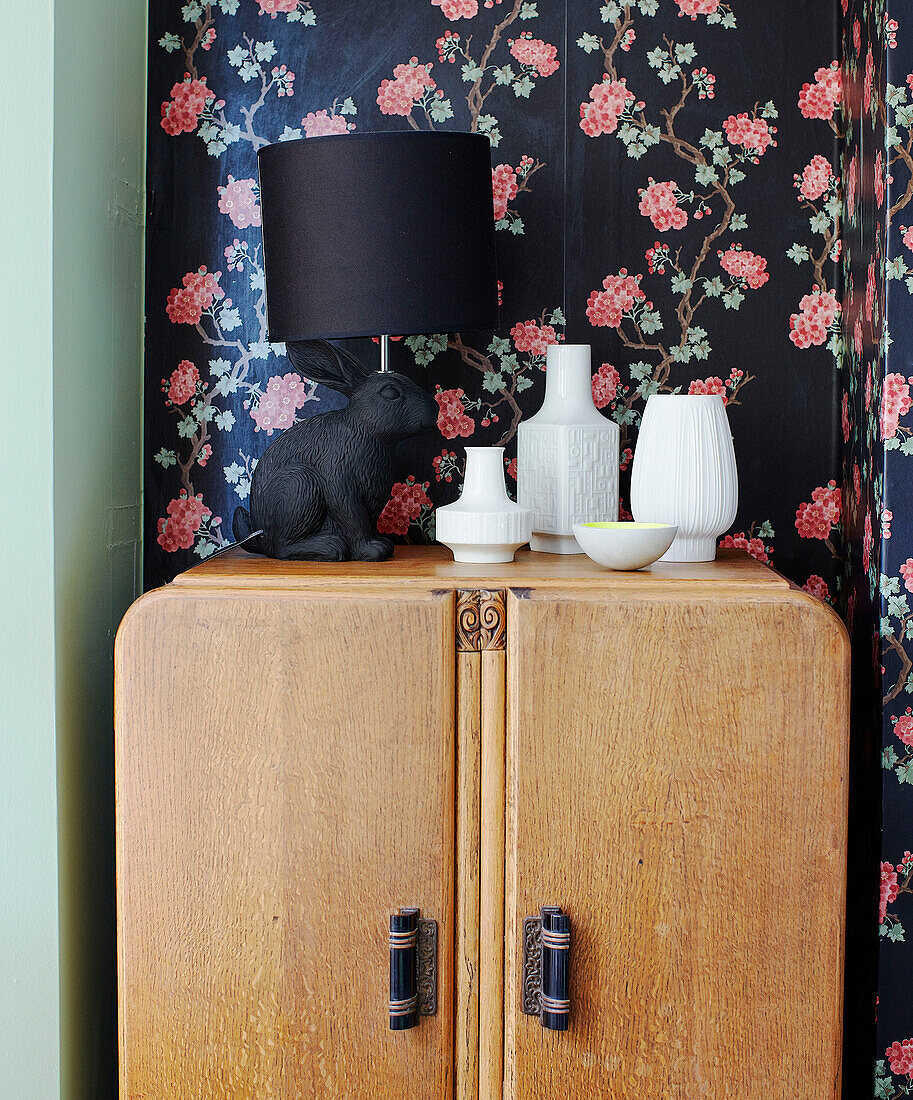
[534,345,605,425]
[462,447,509,505]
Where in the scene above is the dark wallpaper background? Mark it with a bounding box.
[143,1,913,1093]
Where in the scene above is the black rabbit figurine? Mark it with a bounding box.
[233,340,438,561]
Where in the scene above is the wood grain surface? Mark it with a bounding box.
[116,589,455,1099]
[503,589,850,1100]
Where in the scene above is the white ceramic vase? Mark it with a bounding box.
[435,446,532,563]
[517,344,619,554]
[630,394,738,563]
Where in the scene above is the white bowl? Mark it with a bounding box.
[572,521,678,571]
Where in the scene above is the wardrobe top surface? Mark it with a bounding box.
[169,545,793,594]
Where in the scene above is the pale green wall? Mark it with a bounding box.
[0,0,146,1096]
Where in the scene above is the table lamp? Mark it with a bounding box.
[231,130,498,562]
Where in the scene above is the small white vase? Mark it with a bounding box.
[517,344,619,554]
[630,394,738,563]
[435,446,532,564]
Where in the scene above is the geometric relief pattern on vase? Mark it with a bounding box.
[565,427,619,528]
[517,427,561,533]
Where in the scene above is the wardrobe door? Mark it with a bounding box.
[116,588,455,1100]
[503,588,849,1100]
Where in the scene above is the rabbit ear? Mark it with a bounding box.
[285,339,370,396]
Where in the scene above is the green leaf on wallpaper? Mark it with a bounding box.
[674,43,697,65]
[638,0,659,13]
[723,289,744,311]
[882,575,901,598]
[889,595,911,622]
[712,146,732,168]
[219,0,240,12]
[720,11,736,28]
[888,436,904,457]
[550,307,566,326]
[494,66,515,85]
[757,521,774,538]
[500,354,520,373]
[600,3,622,23]
[729,213,748,231]
[577,33,601,54]
[637,378,662,399]
[513,77,535,99]
[405,334,448,366]
[300,9,317,25]
[477,118,501,147]
[703,277,724,297]
[177,416,196,439]
[647,47,669,70]
[279,125,302,141]
[825,195,841,219]
[760,101,778,119]
[700,128,723,149]
[695,164,717,186]
[430,98,454,123]
[887,83,907,109]
[215,410,235,432]
[339,98,357,115]
[640,310,662,334]
[886,922,906,942]
[227,44,247,67]
[809,211,830,235]
[901,438,913,457]
[897,105,913,131]
[209,358,230,377]
[462,63,484,83]
[482,372,505,393]
[670,344,692,363]
[519,2,538,18]
[728,168,746,184]
[154,448,177,468]
[516,376,534,392]
[159,32,182,52]
[827,332,843,359]
[488,336,511,358]
[659,63,682,86]
[195,540,218,559]
[887,258,910,280]
[671,274,692,294]
[508,217,525,235]
[896,761,913,785]
[883,745,899,768]
[629,361,652,381]
[255,40,276,62]
[182,2,203,21]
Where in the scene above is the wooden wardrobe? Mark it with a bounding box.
[115,547,850,1099]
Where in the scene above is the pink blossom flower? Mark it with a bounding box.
[579,75,634,137]
[638,179,687,232]
[508,33,559,78]
[592,363,620,409]
[166,267,224,325]
[377,476,432,535]
[901,559,913,593]
[864,47,874,113]
[432,0,478,18]
[251,373,310,435]
[797,154,833,201]
[492,164,519,221]
[586,271,646,328]
[302,109,349,137]
[902,225,913,252]
[795,481,841,539]
[160,75,212,135]
[689,376,727,402]
[718,245,769,289]
[436,387,475,439]
[510,319,557,356]
[875,149,885,208]
[164,359,200,405]
[881,863,901,925]
[217,176,261,230]
[847,154,858,213]
[675,0,719,17]
[722,113,776,156]
[802,575,829,600]
[156,492,212,552]
[881,374,912,439]
[258,0,299,16]
[789,287,839,349]
[718,532,770,564]
[377,60,436,116]
[894,711,913,745]
[798,62,841,120]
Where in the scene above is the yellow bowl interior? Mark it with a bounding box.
[580,522,672,530]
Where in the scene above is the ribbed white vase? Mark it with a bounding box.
[435,446,532,563]
[517,344,619,554]
[630,394,738,563]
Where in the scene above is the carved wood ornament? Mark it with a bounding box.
[455,589,507,652]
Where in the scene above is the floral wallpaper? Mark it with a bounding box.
[144,0,913,1092]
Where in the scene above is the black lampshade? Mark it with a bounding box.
[257,131,499,342]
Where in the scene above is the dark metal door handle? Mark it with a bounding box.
[389,907,438,1030]
[522,904,572,1031]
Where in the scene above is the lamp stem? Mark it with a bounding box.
[379,334,391,373]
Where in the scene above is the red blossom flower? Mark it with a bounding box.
[156,492,212,552]
[251,373,310,435]
[894,711,913,746]
[377,477,432,535]
[802,575,829,600]
[881,863,901,925]
[675,0,720,17]
[435,387,475,439]
[722,113,776,156]
[508,33,559,78]
[788,287,839,349]
[510,319,557,356]
[166,267,224,325]
[794,481,841,540]
[492,164,519,221]
[798,62,841,120]
[432,0,479,18]
[217,176,261,229]
[586,271,645,328]
[689,376,728,403]
[881,374,912,440]
[377,61,436,116]
[718,532,770,564]
[718,245,769,289]
[591,363,620,409]
[302,109,349,137]
[901,559,913,593]
[796,154,833,201]
[164,359,200,406]
[258,0,299,16]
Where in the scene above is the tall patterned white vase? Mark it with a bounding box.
[630,394,738,563]
[517,344,619,554]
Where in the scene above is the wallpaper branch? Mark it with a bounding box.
[145,0,913,1093]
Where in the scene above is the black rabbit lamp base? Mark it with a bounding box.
[233,337,436,562]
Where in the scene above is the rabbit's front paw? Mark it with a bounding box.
[354,537,394,562]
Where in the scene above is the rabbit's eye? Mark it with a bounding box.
[379,384,399,400]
